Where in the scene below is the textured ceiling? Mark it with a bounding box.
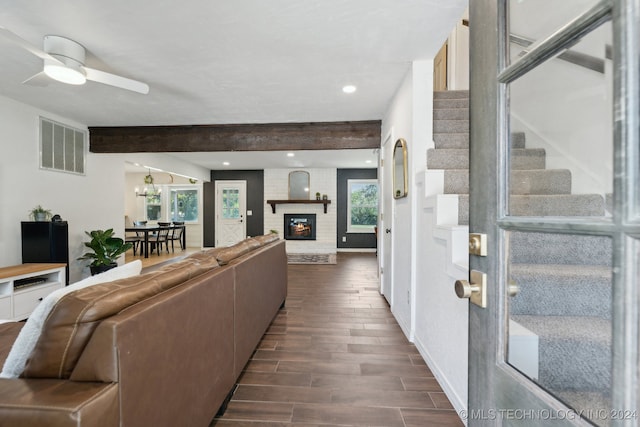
[0,0,467,168]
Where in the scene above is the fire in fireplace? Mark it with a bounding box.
[284,214,316,240]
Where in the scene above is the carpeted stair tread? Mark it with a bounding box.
[511,169,571,194]
[443,170,469,194]
[510,194,605,216]
[510,263,611,319]
[443,169,572,195]
[433,133,469,149]
[434,98,468,109]
[434,119,469,133]
[427,148,545,170]
[512,315,611,392]
[510,232,612,266]
[458,195,469,225]
[433,131,525,149]
[511,131,526,149]
[433,108,469,120]
[433,90,469,99]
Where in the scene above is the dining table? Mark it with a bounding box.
[125,224,186,258]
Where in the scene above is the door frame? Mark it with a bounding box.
[214,180,247,247]
[380,130,394,306]
[468,0,638,424]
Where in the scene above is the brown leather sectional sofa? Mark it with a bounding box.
[0,234,287,427]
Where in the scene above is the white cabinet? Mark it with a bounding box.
[0,263,66,321]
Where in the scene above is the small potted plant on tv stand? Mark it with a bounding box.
[28,205,52,221]
[78,229,132,275]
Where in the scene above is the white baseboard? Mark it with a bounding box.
[413,335,467,426]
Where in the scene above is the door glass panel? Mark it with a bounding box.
[507,231,612,425]
[222,189,240,219]
[509,0,603,65]
[508,22,612,217]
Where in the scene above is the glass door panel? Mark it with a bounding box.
[509,0,603,66]
[508,22,612,218]
[507,231,612,425]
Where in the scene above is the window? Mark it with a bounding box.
[143,185,200,223]
[40,117,86,175]
[221,188,241,219]
[170,188,199,222]
[145,190,162,221]
[347,179,378,233]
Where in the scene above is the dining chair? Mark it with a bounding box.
[149,224,171,255]
[125,217,143,256]
[168,222,185,252]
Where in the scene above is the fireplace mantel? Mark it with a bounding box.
[266,199,331,214]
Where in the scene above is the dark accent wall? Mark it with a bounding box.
[337,168,378,249]
[203,170,264,247]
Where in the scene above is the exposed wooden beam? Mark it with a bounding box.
[89,120,381,153]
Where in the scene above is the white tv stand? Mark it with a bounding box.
[0,263,66,321]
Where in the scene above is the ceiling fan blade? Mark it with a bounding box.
[22,71,50,86]
[0,26,59,63]
[84,67,149,94]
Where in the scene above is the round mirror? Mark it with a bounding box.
[393,138,408,199]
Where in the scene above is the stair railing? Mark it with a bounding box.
[510,33,609,75]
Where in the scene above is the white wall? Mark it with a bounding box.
[448,7,470,91]
[263,168,336,254]
[0,95,124,283]
[0,95,211,282]
[381,60,469,415]
[381,67,414,336]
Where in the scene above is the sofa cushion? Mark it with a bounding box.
[22,258,218,379]
[0,261,143,379]
[215,239,261,265]
[252,233,279,245]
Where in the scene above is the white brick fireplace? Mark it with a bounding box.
[263,168,337,256]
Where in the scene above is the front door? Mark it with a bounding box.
[215,180,247,247]
[467,1,637,425]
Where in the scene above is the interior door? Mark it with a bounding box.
[380,132,394,305]
[215,180,247,247]
[434,41,448,91]
[466,1,638,425]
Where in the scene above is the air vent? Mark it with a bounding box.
[40,117,86,175]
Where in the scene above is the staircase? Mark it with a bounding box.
[430,90,612,419]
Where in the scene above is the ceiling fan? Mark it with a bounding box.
[0,26,149,94]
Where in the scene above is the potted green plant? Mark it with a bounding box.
[29,205,52,221]
[77,229,133,275]
[315,192,321,200]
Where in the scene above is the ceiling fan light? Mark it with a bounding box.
[44,62,86,85]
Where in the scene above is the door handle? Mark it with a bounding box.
[385,228,391,233]
[454,270,487,308]
[508,279,519,297]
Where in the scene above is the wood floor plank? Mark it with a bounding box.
[310,373,406,391]
[211,253,462,426]
[292,404,405,427]
[233,384,332,404]
[217,401,293,422]
[401,408,465,427]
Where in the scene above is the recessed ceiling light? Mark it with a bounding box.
[365,160,373,164]
[223,161,230,166]
[342,85,357,94]
[287,152,295,157]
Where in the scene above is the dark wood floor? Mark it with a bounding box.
[211,252,463,427]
